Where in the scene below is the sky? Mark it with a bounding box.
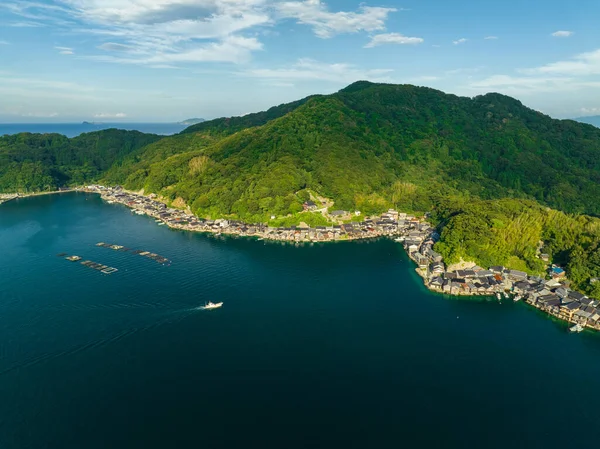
[0,0,599,122]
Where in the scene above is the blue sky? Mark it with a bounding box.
[0,0,599,122]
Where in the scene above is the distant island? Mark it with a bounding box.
[178,118,205,126]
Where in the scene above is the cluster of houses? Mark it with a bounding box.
[88,185,600,332]
[403,220,600,332]
[91,186,404,243]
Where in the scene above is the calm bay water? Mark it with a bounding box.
[1,193,600,449]
[0,122,187,138]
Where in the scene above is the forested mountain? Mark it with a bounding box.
[2,81,600,295]
[0,129,160,192]
[103,81,600,220]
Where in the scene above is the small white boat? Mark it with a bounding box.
[496,292,502,300]
[201,301,223,310]
[513,294,522,302]
[569,323,584,333]
[394,237,405,243]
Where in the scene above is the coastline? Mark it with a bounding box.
[0,189,74,204]
[5,186,600,333]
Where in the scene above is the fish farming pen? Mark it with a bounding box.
[60,253,118,274]
[80,260,118,274]
[95,242,171,265]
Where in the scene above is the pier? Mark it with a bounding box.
[96,242,170,265]
[58,253,118,274]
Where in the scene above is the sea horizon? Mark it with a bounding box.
[0,122,190,138]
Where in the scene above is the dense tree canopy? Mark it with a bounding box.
[0,129,160,192]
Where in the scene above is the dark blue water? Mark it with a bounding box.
[1,193,600,449]
[0,123,187,138]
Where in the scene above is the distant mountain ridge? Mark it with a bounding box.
[178,118,205,126]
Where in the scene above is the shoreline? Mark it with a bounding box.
[0,189,74,204]
[5,186,600,333]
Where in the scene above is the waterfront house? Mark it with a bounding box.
[430,262,445,276]
[407,243,419,254]
[424,247,443,263]
[415,254,429,269]
[442,280,451,293]
[513,281,530,293]
[450,282,461,295]
[560,301,582,320]
[430,277,444,291]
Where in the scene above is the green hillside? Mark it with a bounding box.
[0,129,160,192]
[106,81,600,220]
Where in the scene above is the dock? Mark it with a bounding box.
[95,242,170,265]
[81,260,119,274]
[59,253,118,274]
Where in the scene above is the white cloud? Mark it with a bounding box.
[580,107,600,115]
[8,20,45,27]
[97,42,134,52]
[468,75,572,93]
[484,36,498,40]
[18,111,60,118]
[4,0,401,70]
[94,112,127,118]
[90,35,263,65]
[551,30,573,37]
[521,48,600,76]
[364,33,423,48]
[276,0,396,38]
[55,46,74,55]
[4,0,272,67]
[243,58,394,84]
[453,38,467,45]
[465,73,600,99]
[0,40,10,45]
